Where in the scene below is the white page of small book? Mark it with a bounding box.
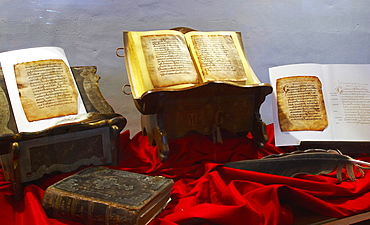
[323,64,370,142]
[269,63,370,146]
[0,47,87,133]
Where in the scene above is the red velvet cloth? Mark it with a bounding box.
[1,124,370,225]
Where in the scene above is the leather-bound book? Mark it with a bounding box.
[42,166,173,225]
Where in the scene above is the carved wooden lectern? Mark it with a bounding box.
[120,28,272,160]
[0,66,126,199]
[136,82,272,160]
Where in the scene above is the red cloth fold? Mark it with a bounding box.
[1,124,370,225]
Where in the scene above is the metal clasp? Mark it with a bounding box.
[122,84,131,95]
[116,47,125,57]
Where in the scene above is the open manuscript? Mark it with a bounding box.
[124,30,261,99]
[0,47,86,132]
[269,63,370,146]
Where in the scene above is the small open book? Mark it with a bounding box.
[0,47,87,132]
[123,29,261,99]
[269,63,370,146]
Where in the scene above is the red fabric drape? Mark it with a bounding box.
[1,124,370,225]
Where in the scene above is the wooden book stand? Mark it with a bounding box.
[119,28,272,160]
[136,82,272,160]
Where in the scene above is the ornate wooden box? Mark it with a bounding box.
[119,28,272,160]
[0,66,126,199]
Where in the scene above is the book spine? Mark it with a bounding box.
[43,188,137,225]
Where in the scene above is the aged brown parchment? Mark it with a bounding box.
[276,76,328,131]
[141,34,199,88]
[189,34,247,82]
[14,59,78,122]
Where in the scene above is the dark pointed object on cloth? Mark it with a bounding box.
[224,149,370,181]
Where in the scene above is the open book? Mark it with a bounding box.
[269,63,370,146]
[123,29,261,99]
[0,47,87,132]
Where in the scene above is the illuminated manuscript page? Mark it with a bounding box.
[185,31,261,84]
[126,30,199,99]
[141,33,199,87]
[14,59,78,122]
[276,76,328,131]
[269,63,370,146]
[0,47,86,132]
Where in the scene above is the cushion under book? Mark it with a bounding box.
[42,166,174,225]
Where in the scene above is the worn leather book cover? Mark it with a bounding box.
[42,166,173,225]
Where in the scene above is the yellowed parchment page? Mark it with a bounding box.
[14,59,78,122]
[185,31,260,84]
[276,76,328,131]
[126,30,200,99]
